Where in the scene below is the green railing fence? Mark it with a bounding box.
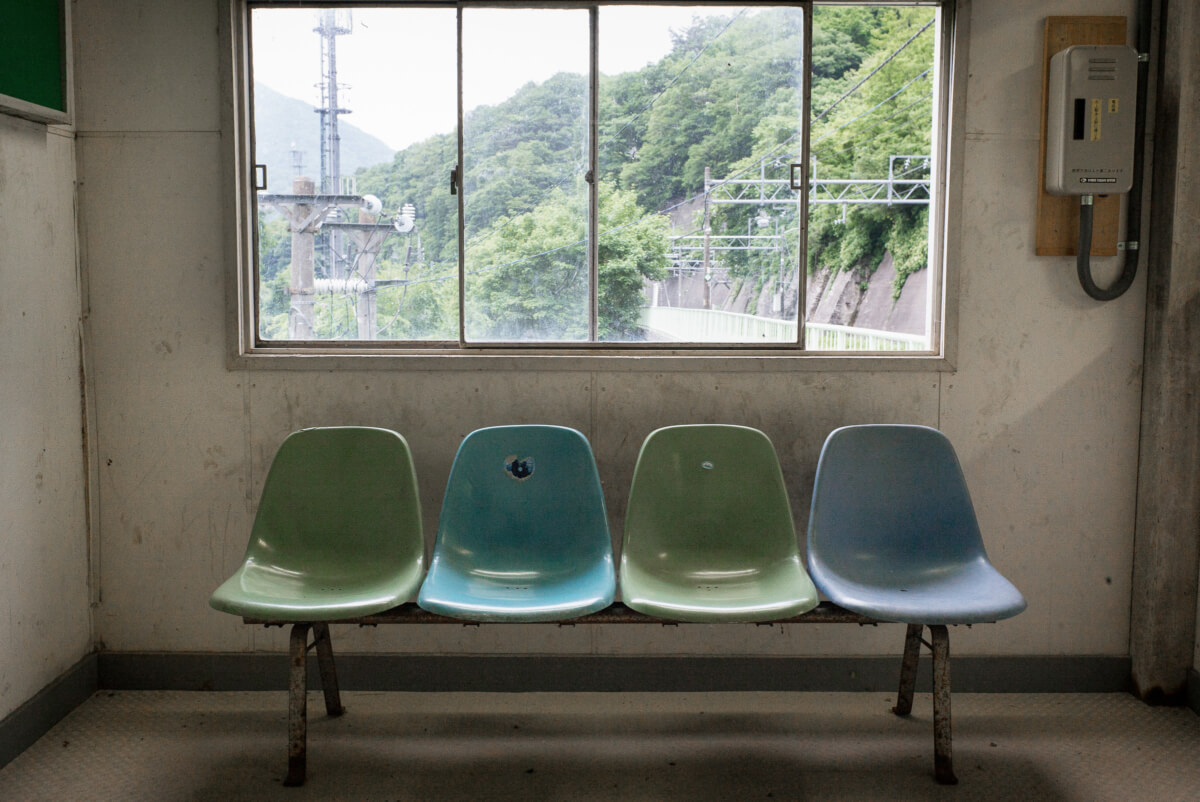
[640,306,927,351]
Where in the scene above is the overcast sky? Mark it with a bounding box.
[250,5,734,151]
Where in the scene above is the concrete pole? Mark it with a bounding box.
[703,166,712,310]
[289,176,316,340]
[353,214,382,340]
[1129,0,1200,703]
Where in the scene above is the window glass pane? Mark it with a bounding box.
[806,5,936,352]
[461,8,590,343]
[251,7,458,342]
[598,6,806,344]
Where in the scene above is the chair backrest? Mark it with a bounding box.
[432,425,611,577]
[246,427,424,576]
[622,425,799,575]
[807,425,986,571]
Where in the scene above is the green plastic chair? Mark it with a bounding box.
[620,425,819,622]
[210,427,426,621]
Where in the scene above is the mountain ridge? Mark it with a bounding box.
[253,82,395,194]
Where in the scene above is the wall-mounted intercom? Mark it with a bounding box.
[1045,44,1138,196]
[1039,34,1146,303]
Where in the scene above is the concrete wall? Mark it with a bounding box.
[75,0,1149,659]
[0,115,92,720]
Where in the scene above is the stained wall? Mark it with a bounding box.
[0,114,92,720]
[73,0,1149,660]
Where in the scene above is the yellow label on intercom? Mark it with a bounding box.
[1090,98,1102,141]
[1109,98,1119,114]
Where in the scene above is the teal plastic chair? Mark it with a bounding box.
[806,424,1026,625]
[417,425,616,622]
[620,425,819,623]
[210,427,426,621]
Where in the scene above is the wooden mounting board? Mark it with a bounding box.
[1036,16,1128,256]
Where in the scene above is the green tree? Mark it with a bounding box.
[257,212,292,339]
[807,6,936,295]
[465,183,669,341]
[598,184,671,340]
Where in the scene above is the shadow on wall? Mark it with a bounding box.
[944,340,1143,655]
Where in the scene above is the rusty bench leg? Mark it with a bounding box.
[929,624,957,785]
[312,622,344,717]
[893,623,923,716]
[284,623,311,787]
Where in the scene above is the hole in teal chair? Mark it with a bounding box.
[418,425,615,622]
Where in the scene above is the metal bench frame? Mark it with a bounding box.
[247,602,959,787]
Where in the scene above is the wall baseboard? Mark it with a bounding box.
[97,652,1132,695]
[0,654,98,771]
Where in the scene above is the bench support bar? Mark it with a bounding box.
[891,623,957,785]
[284,622,344,786]
[893,623,923,716]
[284,624,309,787]
[265,604,960,787]
[930,624,957,785]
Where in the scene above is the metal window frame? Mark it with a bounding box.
[232,0,955,360]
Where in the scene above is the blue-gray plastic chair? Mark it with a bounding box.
[806,424,1025,785]
[417,425,616,622]
[806,424,1025,625]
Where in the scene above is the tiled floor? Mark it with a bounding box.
[2,690,1199,800]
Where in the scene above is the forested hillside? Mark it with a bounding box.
[259,5,935,341]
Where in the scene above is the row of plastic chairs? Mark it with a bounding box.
[211,424,1025,628]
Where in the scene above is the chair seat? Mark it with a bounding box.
[416,425,616,623]
[619,425,819,623]
[209,427,427,625]
[418,559,615,622]
[809,553,1027,625]
[622,556,818,623]
[211,558,426,622]
[805,425,1026,627]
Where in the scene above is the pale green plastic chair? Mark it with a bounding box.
[210,426,426,621]
[620,425,819,622]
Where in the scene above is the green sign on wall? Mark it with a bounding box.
[0,0,70,124]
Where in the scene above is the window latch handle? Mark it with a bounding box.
[789,163,804,191]
[450,166,458,195]
[254,164,267,192]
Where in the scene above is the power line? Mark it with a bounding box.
[600,8,749,145]
[811,93,932,162]
[811,17,934,123]
[811,68,930,145]
[709,18,935,190]
[308,14,939,319]
[468,8,748,255]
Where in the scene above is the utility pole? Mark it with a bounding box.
[702,166,712,310]
[315,9,352,279]
[350,214,387,339]
[289,176,316,339]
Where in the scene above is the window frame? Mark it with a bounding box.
[224,0,962,370]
